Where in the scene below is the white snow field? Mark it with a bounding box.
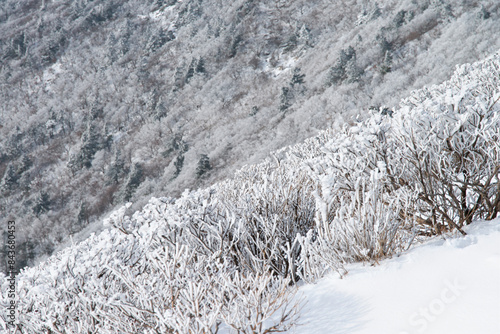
[295,219,500,334]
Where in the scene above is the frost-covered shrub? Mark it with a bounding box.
[313,50,500,238]
[297,115,416,282]
[390,56,500,233]
[220,271,300,334]
[3,50,500,333]
[218,158,316,282]
[1,200,300,334]
[296,51,500,281]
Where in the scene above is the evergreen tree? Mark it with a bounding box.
[1,163,18,191]
[326,63,345,86]
[0,232,7,274]
[106,150,125,185]
[196,154,211,178]
[122,163,143,202]
[69,122,102,171]
[6,131,23,158]
[17,155,32,175]
[377,35,393,54]
[380,107,393,117]
[185,58,197,83]
[393,10,407,28]
[279,86,293,112]
[380,51,393,75]
[77,201,89,228]
[173,153,184,178]
[80,123,100,167]
[297,25,312,47]
[478,6,490,20]
[290,67,305,86]
[340,46,356,64]
[280,68,306,112]
[184,57,206,83]
[345,57,363,83]
[172,65,186,92]
[154,99,168,121]
[163,134,188,157]
[195,57,205,74]
[11,32,26,58]
[33,192,51,216]
[16,155,33,191]
[249,106,259,116]
[2,156,32,192]
[326,46,362,85]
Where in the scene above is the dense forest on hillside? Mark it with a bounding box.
[1,0,500,273]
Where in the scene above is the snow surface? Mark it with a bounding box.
[293,219,500,334]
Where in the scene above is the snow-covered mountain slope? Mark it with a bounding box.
[297,218,500,334]
[2,0,500,273]
[1,43,499,333]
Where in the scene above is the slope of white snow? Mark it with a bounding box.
[296,219,500,334]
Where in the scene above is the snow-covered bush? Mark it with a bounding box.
[217,159,316,282]
[2,50,500,333]
[1,200,300,333]
[390,59,500,234]
[297,52,500,282]
[297,114,416,282]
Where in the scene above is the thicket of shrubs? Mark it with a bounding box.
[1,52,499,333]
[3,0,500,276]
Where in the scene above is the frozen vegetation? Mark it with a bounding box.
[1,44,499,333]
[1,0,500,271]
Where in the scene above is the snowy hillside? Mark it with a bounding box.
[1,44,499,333]
[297,218,500,334]
[2,0,500,272]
